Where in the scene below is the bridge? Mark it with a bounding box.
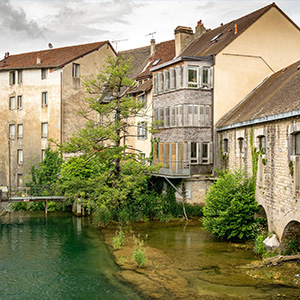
[0,186,66,214]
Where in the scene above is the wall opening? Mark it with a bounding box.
[254,205,268,233]
[280,220,300,254]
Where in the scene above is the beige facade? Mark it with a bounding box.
[0,43,115,188]
[214,7,300,124]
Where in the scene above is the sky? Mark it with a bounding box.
[1,0,300,56]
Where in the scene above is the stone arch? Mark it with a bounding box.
[280,220,300,254]
[255,204,268,232]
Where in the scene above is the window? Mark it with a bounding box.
[9,124,15,139]
[17,95,22,109]
[18,70,23,84]
[9,96,16,110]
[238,137,244,154]
[17,124,23,139]
[295,132,300,155]
[164,107,170,127]
[170,68,176,90]
[188,66,198,87]
[42,92,48,107]
[41,122,48,138]
[41,68,48,80]
[72,63,80,78]
[258,135,266,154]
[137,122,147,139]
[191,142,198,164]
[17,149,23,164]
[164,70,170,92]
[223,138,229,153]
[9,71,16,84]
[201,143,209,163]
[201,67,210,88]
[138,94,146,107]
[158,72,164,93]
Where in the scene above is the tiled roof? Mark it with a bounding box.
[217,60,300,128]
[181,3,296,57]
[119,45,151,80]
[137,39,175,79]
[129,80,152,94]
[0,41,110,70]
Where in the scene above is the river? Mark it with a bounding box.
[0,212,140,300]
[0,212,299,299]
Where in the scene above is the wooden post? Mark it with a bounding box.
[45,200,48,215]
[82,206,85,216]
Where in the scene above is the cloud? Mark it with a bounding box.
[0,0,47,38]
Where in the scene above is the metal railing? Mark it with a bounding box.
[153,160,191,177]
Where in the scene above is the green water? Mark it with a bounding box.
[0,212,140,300]
[132,221,300,299]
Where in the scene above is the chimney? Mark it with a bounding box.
[174,26,194,57]
[37,53,41,64]
[234,23,238,35]
[150,38,156,56]
[195,20,206,39]
[4,52,9,59]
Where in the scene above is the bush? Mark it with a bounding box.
[113,228,125,249]
[132,239,147,268]
[203,169,257,241]
[254,234,266,256]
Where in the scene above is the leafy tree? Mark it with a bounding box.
[202,169,257,241]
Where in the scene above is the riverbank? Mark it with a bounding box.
[102,220,300,300]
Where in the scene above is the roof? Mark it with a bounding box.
[181,3,298,57]
[217,60,300,129]
[129,80,152,94]
[0,41,111,70]
[137,39,175,79]
[119,45,151,80]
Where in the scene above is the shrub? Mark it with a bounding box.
[203,169,257,241]
[254,234,266,256]
[132,239,147,267]
[283,235,299,255]
[113,228,125,249]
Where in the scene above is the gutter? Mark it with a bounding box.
[150,55,213,72]
[217,109,300,132]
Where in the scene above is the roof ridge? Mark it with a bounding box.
[3,40,108,59]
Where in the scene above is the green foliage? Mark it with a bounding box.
[203,169,258,241]
[254,234,266,256]
[289,160,294,177]
[282,235,299,255]
[113,228,125,249]
[250,128,259,180]
[132,239,147,268]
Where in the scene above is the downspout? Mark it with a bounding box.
[60,71,63,145]
[212,54,215,175]
[8,139,11,192]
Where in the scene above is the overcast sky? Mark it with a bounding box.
[1,0,300,56]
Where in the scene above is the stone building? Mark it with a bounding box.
[0,41,116,188]
[217,60,300,245]
[150,2,300,204]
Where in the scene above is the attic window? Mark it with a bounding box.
[152,59,161,66]
[210,33,222,43]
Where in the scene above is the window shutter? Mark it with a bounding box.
[188,142,191,163]
[153,74,158,95]
[209,142,214,164]
[210,66,214,89]
[287,134,293,159]
[178,105,183,126]
[200,105,204,126]
[175,105,178,127]
[145,122,148,139]
[206,106,211,126]
[197,142,201,163]
[200,66,203,88]
[137,123,141,139]
[206,67,211,88]
[295,156,300,192]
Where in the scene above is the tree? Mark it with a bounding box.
[61,56,161,224]
[202,169,258,241]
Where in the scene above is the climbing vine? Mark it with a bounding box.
[250,128,259,180]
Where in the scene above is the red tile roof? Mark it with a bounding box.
[0,41,111,70]
[136,39,175,79]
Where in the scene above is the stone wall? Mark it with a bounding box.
[217,117,300,241]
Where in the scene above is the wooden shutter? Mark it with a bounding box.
[209,142,214,164]
[200,105,204,126]
[295,156,300,192]
[210,66,214,89]
[200,66,203,88]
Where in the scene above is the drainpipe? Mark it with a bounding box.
[8,139,11,193]
[60,71,63,145]
[212,54,215,175]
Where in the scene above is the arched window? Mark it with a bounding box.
[223,138,229,153]
[238,137,244,154]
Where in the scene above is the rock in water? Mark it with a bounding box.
[263,234,280,251]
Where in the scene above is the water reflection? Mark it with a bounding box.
[0,212,140,300]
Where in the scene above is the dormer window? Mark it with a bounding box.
[152,59,161,66]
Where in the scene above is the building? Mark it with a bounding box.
[150,3,300,204]
[0,41,116,188]
[217,60,300,246]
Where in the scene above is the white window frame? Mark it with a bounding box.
[17,124,23,139]
[41,68,48,80]
[9,71,16,85]
[137,121,147,140]
[201,66,211,89]
[188,66,198,88]
[41,122,48,138]
[42,92,48,107]
[18,70,23,84]
[9,124,15,139]
[9,96,16,110]
[17,149,23,164]
[17,95,22,110]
